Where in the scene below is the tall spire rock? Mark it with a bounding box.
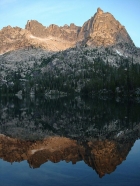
[97,7,103,15]
[78,8,134,46]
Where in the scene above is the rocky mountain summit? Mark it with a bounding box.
[0,8,134,54]
[82,8,134,46]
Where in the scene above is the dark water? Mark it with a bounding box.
[0,95,140,186]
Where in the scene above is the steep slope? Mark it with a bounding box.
[0,45,140,96]
[0,8,135,54]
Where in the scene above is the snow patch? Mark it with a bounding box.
[117,131,123,137]
[30,147,47,154]
[30,35,53,41]
[116,50,122,56]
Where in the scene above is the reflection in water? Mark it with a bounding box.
[0,96,140,140]
[0,96,140,179]
[0,135,135,177]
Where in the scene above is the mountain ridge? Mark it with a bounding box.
[0,8,135,54]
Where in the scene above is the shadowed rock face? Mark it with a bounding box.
[0,135,135,177]
[0,8,134,54]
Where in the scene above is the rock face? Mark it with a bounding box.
[25,20,80,42]
[0,8,134,54]
[0,26,30,54]
[79,8,134,46]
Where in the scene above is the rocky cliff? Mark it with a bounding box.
[0,8,135,54]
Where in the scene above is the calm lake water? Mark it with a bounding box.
[0,95,140,186]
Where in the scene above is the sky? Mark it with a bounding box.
[0,0,140,47]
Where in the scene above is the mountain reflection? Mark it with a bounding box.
[0,134,137,178]
[0,96,140,177]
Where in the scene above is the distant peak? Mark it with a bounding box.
[97,7,103,14]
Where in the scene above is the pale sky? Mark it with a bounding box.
[0,0,140,47]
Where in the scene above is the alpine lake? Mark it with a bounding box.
[0,95,140,186]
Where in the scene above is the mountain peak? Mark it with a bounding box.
[97,7,103,14]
